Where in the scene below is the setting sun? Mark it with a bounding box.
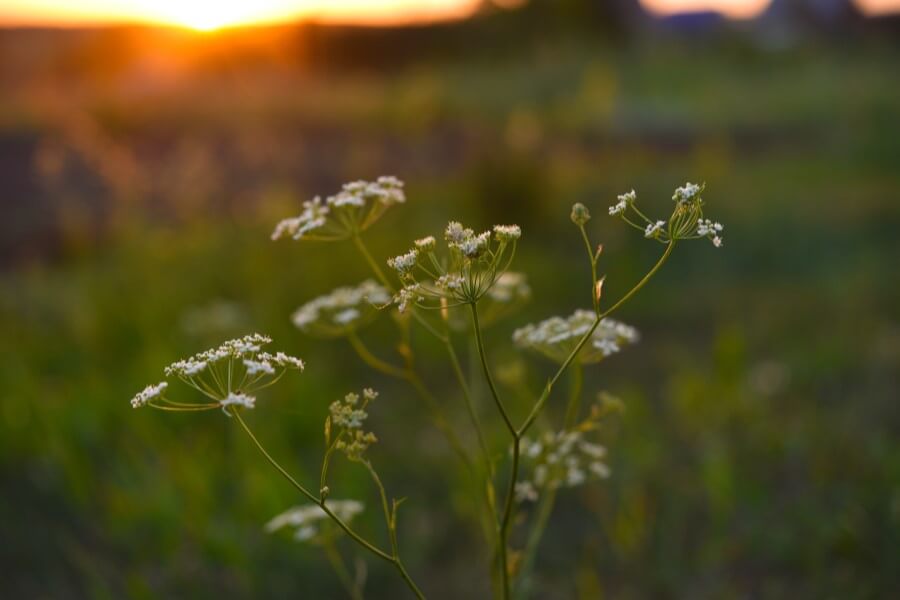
[0,0,482,30]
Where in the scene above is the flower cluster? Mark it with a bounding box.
[515,428,611,503]
[266,500,365,543]
[132,334,303,415]
[386,221,522,312]
[513,309,638,365]
[328,388,379,460]
[292,280,391,338]
[448,271,531,331]
[608,182,724,248]
[130,381,168,408]
[271,176,406,242]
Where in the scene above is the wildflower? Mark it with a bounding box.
[133,334,303,414]
[292,280,390,337]
[444,221,471,243]
[415,236,436,251]
[570,202,591,225]
[493,224,522,242]
[266,500,364,543]
[606,182,724,248]
[515,418,613,502]
[515,481,539,503]
[131,381,168,408]
[697,218,725,248]
[220,392,255,415]
[390,220,522,311]
[328,388,379,460]
[448,271,531,330]
[394,284,424,314]
[644,220,666,239]
[608,190,635,215]
[387,249,419,274]
[513,309,638,365]
[271,176,406,242]
[673,182,701,205]
[271,197,330,241]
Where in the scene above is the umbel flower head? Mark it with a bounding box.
[608,182,725,248]
[386,221,522,312]
[513,309,638,365]
[130,334,304,416]
[292,280,391,338]
[447,271,531,331]
[271,176,406,242]
[266,500,364,543]
[327,388,380,460]
[515,417,612,503]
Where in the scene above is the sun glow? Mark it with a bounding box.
[0,0,482,30]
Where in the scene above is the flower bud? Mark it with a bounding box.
[571,203,591,226]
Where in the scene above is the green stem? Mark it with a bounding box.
[470,304,516,437]
[578,224,600,314]
[518,240,676,438]
[470,302,517,600]
[353,233,393,290]
[348,333,408,379]
[444,335,494,477]
[231,411,392,562]
[516,365,583,595]
[563,364,584,429]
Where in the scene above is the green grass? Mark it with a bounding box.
[1,38,898,598]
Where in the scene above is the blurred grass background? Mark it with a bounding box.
[1,8,899,599]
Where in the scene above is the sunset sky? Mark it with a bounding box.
[0,0,897,30]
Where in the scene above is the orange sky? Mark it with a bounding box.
[0,0,897,30]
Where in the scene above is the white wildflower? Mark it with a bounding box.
[644,220,666,239]
[593,338,620,357]
[272,177,406,242]
[220,392,255,415]
[292,281,390,337]
[515,481,539,503]
[415,236,436,251]
[609,189,635,215]
[130,381,167,408]
[244,358,275,376]
[436,273,465,290]
[444,221,471,243]
[395,284,423,313]
[333,308,360,325]
[673,182,701,204]
[266,500,364,543]
[513,309,638,364]
[493,224,522,242]
[387,249,419,274]
[457,231,491,258]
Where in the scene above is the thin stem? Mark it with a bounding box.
[469,302,516,600]
[518,240,676,438]
[353,233,393,291]
[348,333,408,379]
[231,411,394,563]
[516,486,558,597]
[563,364,584,428]
[578,224,600,313]
[469,303,516,437]
[444,335,493,477]
[516,365,583,595]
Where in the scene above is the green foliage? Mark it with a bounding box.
[1,39,898,599]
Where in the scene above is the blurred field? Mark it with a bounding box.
[1,20,899,599]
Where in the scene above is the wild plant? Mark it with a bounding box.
[132,177,723,598]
